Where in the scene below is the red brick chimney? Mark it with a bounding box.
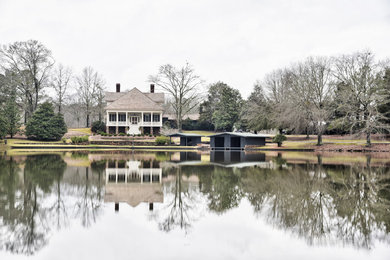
[150,84,155,93]
[116,83,120,93]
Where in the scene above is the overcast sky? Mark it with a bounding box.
[1,0,390,98]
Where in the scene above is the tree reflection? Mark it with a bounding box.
[240,155,390,249]
[73,166,104,227]
[202,167,242,214]
[153,165,202,233]
[0,155,66,255]
[0,154,104,255]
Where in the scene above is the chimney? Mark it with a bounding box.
[150,84,155,93]
[116,83,120,93]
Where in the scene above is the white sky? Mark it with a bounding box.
[1,0,390,98]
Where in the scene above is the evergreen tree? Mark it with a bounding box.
[212,84,243,131]
[3,91,21,138]
[0,112,7,139]
[25,102,67,141]
[378,69,390,127]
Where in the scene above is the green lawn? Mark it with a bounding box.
[68,128,92,135]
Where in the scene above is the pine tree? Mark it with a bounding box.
[25,102,67,141]
[212,84,243,131]
[0,112,7,139]
[4,91,21,138]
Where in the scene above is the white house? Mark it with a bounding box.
[105,84,164,135]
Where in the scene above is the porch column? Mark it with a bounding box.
[106,111,109,133]
[126,112,128,134]
[141,112,144,134]
[116,112,118,134]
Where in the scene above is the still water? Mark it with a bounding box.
[0,151,389,259]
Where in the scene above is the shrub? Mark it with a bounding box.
[91,121,106,133]
[61,137,67,143]
[71,136,89,144]
[272,134,287,147]
[119,133,126,136]
[155,136,169,146]
[25,102,67,141]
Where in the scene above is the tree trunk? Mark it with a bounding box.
[317,133,322,146]
[366,131,371,146]
[86,114,90,128]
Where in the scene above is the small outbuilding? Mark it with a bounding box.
[167,133,203,146]
[210,132,270,150]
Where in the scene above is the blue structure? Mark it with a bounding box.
[167,133,203,146]
[209,132,269,150]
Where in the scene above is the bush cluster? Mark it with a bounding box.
[155,136,170,145]
[272,134,287,147]
[91,121,106,133]
[71,136,89,144]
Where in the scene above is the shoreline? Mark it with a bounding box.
[8,144,390,153]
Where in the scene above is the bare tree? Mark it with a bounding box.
[332,51,389,146]
[265,68,304,134]
[305,56,333,145]
[51,64,72,114]
[0,40,54,122]
[76,67,104,127]
[149,63,203,131]
[94,79,106,122]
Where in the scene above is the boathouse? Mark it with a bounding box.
[167,133,203,146]
[209,132,269,150]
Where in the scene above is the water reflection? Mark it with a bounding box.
[0,151,389,256]
[104,158,163,210]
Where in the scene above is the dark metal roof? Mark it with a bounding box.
[167,133,203,137]
[209,132,272,138]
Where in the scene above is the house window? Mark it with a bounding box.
[144,113,151,122]
[153,114,160,122]
[109,114,117,122]
[118,113,126,122]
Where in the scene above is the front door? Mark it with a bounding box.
[131,116,139,125]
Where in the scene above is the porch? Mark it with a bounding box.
[106,111,163,135]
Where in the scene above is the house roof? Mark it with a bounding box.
[104,183,163,207]
[105,87,164,111]
[105,92,126,102]
[167,133,203,137]
[145,93,164,104]
[209,132,272,138]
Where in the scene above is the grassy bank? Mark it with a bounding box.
[4,134,390,153]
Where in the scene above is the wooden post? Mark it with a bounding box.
[115,203,119,212]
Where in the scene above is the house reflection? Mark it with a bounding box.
[104,159,163,211]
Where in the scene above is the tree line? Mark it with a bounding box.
[1,40,389,145]
[195,51,390,146]
[0,39,106,139]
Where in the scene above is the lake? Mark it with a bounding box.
[0,151,389,260]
